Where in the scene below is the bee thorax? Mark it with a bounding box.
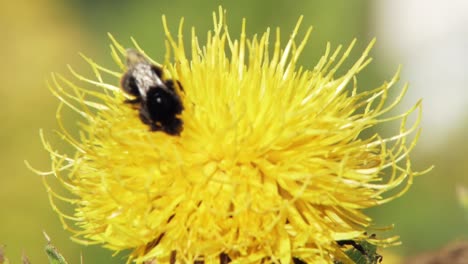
[131,63,165,99]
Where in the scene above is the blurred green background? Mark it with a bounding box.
[1,0,467,263]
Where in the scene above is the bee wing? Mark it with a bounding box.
[125,49,168,100]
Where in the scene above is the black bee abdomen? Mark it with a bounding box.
[146,87,182,119]
[158,116,183,135]
[145,87,184,135]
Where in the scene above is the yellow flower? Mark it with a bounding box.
[35,7,428,264]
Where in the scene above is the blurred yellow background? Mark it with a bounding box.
[1,0,467,263]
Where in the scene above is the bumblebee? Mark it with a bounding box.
[121,49,184,135]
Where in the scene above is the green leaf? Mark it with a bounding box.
[45,243,69,264]
[43,232,69,264]
[344,240,381,264]
[333,238,383,264]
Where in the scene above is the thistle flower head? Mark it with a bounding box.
[35,8,428,263]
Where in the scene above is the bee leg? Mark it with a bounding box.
[138,108,155,126]
[161,117,183,135]
[292,258,306,264]
[139,112,162,132]
[149,123,163,132]
[138,108,150,124]
[219,253,231,264]
[165,79,184,93]
[124,98,141,104]
[337,240,367,257]
[138,105,164,132]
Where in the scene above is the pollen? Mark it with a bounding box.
[34,7,429,264]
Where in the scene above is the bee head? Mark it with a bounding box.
[125,49,149,68]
